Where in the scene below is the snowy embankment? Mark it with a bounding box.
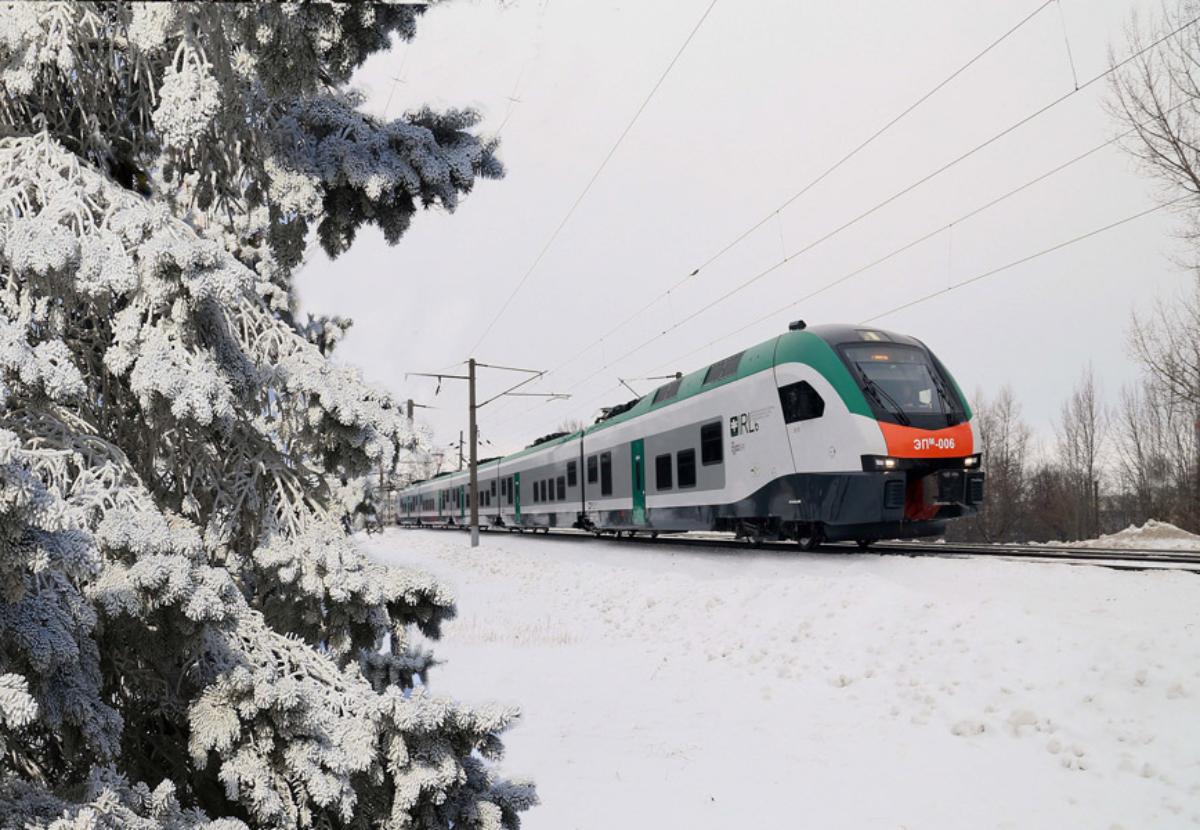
[367,529,1200,830]
[1050,520,1200,552]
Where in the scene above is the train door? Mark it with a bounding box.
[631,439,646,525]
[458,484,465,523]
[513,473,522,523]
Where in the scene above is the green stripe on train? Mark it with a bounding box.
[586,330,872,434]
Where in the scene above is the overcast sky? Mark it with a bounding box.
[295,0,1192,462]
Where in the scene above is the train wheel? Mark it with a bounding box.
[795,525,823,551]
[856,538,876,551]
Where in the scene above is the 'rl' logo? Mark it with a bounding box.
[729,413,759,437]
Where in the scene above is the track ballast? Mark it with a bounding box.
[393,524,1200,574]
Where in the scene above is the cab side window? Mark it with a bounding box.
[779,381,825,423]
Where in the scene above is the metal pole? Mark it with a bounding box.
[406,398,414,421]
[458,431,464,471]
[468,358,479,548]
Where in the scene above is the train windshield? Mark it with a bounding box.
[839,343,965,429]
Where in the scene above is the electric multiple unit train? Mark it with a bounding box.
[395,323,985,548]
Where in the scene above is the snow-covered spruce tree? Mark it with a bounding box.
[0,4,531,829]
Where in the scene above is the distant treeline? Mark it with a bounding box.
[949,287,1200,543]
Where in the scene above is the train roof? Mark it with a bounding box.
[582,324,915,435]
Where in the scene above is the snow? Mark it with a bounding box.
[367,528,1200,829]
[1059,520,1200,552]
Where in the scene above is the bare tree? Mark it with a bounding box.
[1113,378,1200,530]
[1056,366,1107,538]
[951,385,1031,542]
[557,418,586,434]
[1109,3,1200,242]
[1111,6,1200,528]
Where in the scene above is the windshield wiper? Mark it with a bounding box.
[927,372,958,426]
[854,363,911,426]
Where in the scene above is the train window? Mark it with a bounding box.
[567,461,577,488]
[652,377,683,404]
[540,480,547,502]
[508,477,514,505]
[491,481,496,497]
[587,455,598,484]
[677,449,697,489]
[600,452,613,496]
[655,453,673,490]
[700,421,723,466]
[556,476,566,500]
[779,381,825,423]
[703,351,744,385]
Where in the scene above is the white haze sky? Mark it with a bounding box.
[295,0,1193,461]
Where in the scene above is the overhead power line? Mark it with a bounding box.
[540,196,1178,431]
[634,102,1189,376]
[687,0,1057,280]
[469,0,722,355]
[549,10,1200,395]
[859,198,1182,324]
[505,0,1056,398]
[485,9,1200,439]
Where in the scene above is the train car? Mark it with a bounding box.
[398,322,985,548]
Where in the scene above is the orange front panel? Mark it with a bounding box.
[878,421,974,459]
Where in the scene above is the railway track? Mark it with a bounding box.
[393,524,1200,574]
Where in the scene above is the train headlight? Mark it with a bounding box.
[861,455,900,471]
[964,454,981,468]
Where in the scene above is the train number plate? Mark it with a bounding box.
[913,436,956,451]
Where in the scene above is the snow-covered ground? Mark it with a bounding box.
[1051,520,1200,552]
[367,529,1200,829]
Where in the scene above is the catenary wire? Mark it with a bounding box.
[468,0,722,355]
[533,194,1179,435]
[634,103,1186,377]
[496,0,1058,401]
[540,11,1200,401]
[686,0,1058,280]
[482,9,1200,444]
[858,198,1183,323]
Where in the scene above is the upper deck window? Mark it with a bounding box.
[652,378,683,404]
[703,352,744,385]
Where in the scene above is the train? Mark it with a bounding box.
[395,322,985,549]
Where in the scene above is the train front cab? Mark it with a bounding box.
[774,326,985,546]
